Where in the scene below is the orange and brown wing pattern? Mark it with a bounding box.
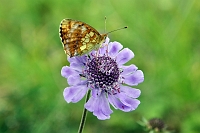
[59,19,107,57]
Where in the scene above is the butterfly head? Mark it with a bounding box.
[100,33,108,44]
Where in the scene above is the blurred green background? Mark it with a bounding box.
[0,0,200,132]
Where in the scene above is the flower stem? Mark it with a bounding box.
[78,90,91,133]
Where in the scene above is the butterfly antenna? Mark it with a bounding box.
[104,16,107,33]
[106,26,128,34]
[103,16,109,56]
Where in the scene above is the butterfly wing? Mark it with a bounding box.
[59,19,106,57]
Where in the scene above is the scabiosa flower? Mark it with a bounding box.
[61,38,144,120]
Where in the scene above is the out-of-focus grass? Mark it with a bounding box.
[0,0,200,133]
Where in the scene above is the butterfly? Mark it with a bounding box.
[59,18,127,57]
[59,19,107,57]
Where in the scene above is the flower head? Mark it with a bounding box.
[148,118,165,132]
[61,38,144,120]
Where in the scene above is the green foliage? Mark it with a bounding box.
[0,0,200,133]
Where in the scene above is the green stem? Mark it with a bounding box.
[78,90,91,133]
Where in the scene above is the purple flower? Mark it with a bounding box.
[61,38,144,120]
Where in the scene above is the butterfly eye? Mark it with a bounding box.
[104,36,107,41]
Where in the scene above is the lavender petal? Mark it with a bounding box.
[120,64,138,76]
[63,85,88,103]
[108,41,123,57]
[120,85,141,98]
[116,48,134,65]
[61,66,78,79]
[124,70,144,86]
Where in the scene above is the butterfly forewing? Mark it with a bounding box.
[59,19,107,57]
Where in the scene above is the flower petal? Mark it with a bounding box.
[98,93,113,116]
[93,94,112,120]
[97,38,111,55]
[71,86,88,103]
[120,85,141,98]
[61,66,78,79]
[84,95,95,112]
[70,62,83,72]
[96,39,122,57]
[63,85,88,103]
[67,75,83,86]
[108,41,123,57]
[100,37,110,47]
[67,55,87,65]
[91,89,100,98]
[116,92,140,110]
[116,48,134,65]
[120,64,138,76]
[104,37,110,45]
[108,95,132,112]
[124,70,144,86]
[98,46,107,56]
[85,93,112,120]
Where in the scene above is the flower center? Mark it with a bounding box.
[86,56,120,92]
